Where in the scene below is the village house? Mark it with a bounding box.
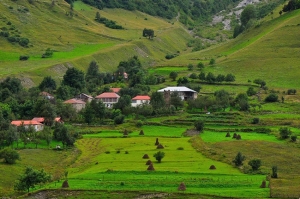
[131,95,151,107]
[11,120,44,132]
[157,86,197,101]
[95,92,120,108]
[75,93,93,103]
[64,98,86,112]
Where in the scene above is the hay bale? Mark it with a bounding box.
[178,182,186,191]
[236,134,241,140]
[232,133,237,139]
[146,160,152,165]
[209,165,216,170]
[139,130,144,135]
[156,144,164,149]
[62,180,69,188]
[260,180,266,188]
[147,164,155,171]
[123,129,128,137]
[143,154,149,159]
[225,132,231,137]
[155,138,159,145]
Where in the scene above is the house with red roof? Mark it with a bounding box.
[95,92,120,108]
[131,95,151,107]
[32,117,63,124]
[64,98,86,112]
[11,120,44,132]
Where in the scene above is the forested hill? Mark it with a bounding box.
[78,0,239,20]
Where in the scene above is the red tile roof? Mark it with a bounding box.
[11,120,43,126]
[95,92,120,99]
[64,98,86,104]
[132,95,151,100]
[110,88,121,93]
[32,117,45,123]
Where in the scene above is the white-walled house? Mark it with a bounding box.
[131,95,151,107]
[157,86,197,100]
[95,92,120,108]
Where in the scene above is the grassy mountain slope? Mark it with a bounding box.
[167,9,300,89]
[0,0,192,86]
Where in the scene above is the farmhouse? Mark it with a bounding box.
[64,98,86,112]
[157,86,197,100]
[11,120,44,132]
[131,95,151,107]
[75,93,93,103]
[95,92,120,108]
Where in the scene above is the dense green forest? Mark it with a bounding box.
[78,0,240,20]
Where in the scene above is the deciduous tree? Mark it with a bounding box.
[14,167,51,193]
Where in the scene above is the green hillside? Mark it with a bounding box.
[168,8,300,90]
[0,0,192,85]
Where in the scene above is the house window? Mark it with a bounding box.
[132,100,137,103]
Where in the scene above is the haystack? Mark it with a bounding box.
[143,154,149,159]
[62,180,69,188]
[209,165,216,170]
[178,182,186,191]
[233,133,237,139]
[147,164,155,171]
[139,130,144,135]
[155,138,159,145]
[123,129,128,137]
[236,134,241,140]
[146,160,152,165]
[156,144,164,149]
[260,180,267,188]
[225,132,231,137]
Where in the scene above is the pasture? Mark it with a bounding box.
[40,136,268,198]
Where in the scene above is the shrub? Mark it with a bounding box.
[248,159,261,170]
[0,148,20,164]
[153,151,165,163]
[265,93,278,102]
[252,118,260,124]
[291,135,297,142]
[114,115,125,124]
[287,89,296,95]
[165,54,178,59]
[177,147,184,150]
[255,128,271,134]
[0,31,9,37]
[271,166,277,178]
[194,120,204,132]
[189,73,198,79]
[19,55,29,61]
[19,38,29,47]
[233,152,245,166]
[105,151,110,154]
[279,127,291,139]
[42,48,53,58]
[136,120,143,127]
